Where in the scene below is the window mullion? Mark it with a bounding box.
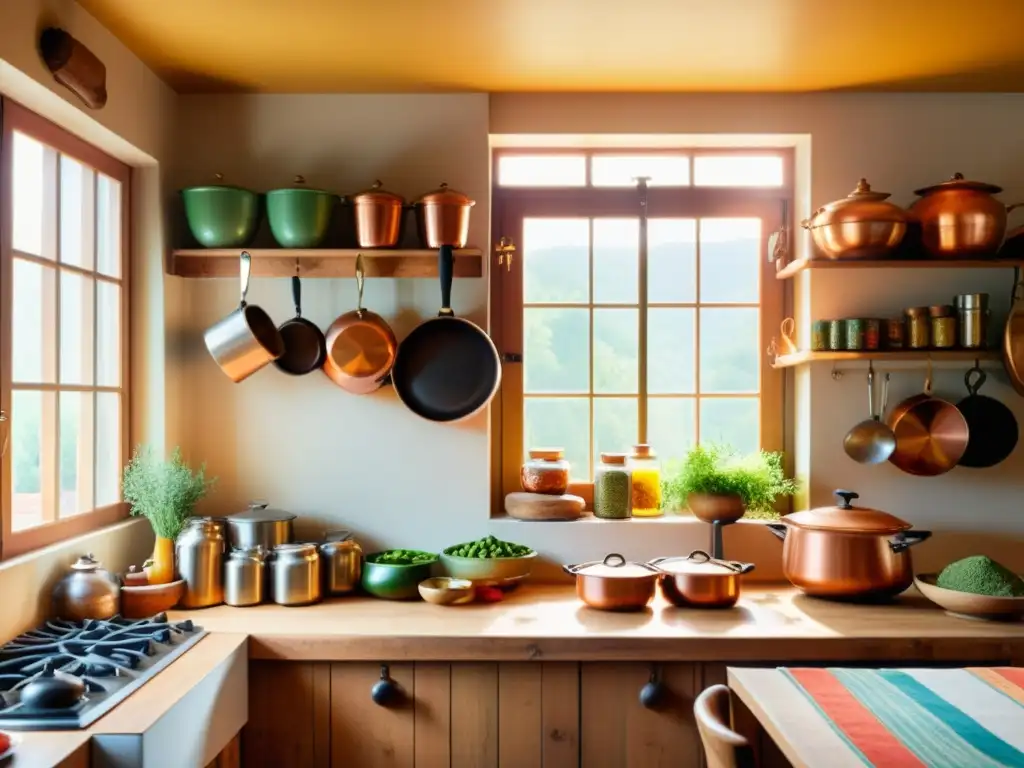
[637,178,649,445]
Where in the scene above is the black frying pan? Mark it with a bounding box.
[957,365,1018,468]
[392,245,501,422]
[274,275,326,375]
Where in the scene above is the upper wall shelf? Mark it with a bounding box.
[775,257,1024,280]
[169,248,484,279]
[772,349,1002,369]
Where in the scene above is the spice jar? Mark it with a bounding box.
[955,293,989,349]
[521,448,571,495]
[594,453,632,520]
[844,318,866,350]
[827,319,845,350]
[929,304,956,349]
[905,306,930,349]
[811,320,829,351]
[864,319,882,350]
[885,317,905,350]
[627,444,662,517]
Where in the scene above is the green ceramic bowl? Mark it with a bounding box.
[181,185,260,248]
[266,187,337,248]
[361,554,438,600]
[440,550,536,586]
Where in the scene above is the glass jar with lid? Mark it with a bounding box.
[521,448,571,495]
[594,453,632,520]
[627,444,663,517]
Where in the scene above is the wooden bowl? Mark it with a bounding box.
[915,573,1024,621]
[120,579,186,619]
[418,577,474,606]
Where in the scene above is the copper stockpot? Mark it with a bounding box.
[650,550,754,609]
[415,183,475,248]
[766,490,932,600]
[351,180,405,248]
[801,178,908,260]
[885,364,969,476]
[563,553,660,611]
[910,173,1023,258]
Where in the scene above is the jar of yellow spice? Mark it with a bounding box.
[627,444,662,517]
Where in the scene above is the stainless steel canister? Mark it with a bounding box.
[226,502,296,551]
[224,547,266,607]
[175,517,226,608]
[319,531,362,596]
[270,543,321,606]
[955,293,990,349]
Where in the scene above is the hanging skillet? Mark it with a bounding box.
[957,365,1018,468]
[274,268,326,375]
[391,246,501,422]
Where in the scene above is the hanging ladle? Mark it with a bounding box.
[843,365,896,464]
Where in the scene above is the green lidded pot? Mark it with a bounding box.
[180,174,260,248]
[266,175,338,248]
[361,554,437,600]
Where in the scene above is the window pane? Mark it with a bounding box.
[524,397,589,482]
[12,390,54,531]
[699,308,759,393]
[60,271,95,385]
[591,155,689,187]
[523,218,589,304]
[648,308,695,394]
[13,259,57,383]
[649,219,696,303]
[700,398,759,455]
[593,218,637,304]
[700,219,760,304]
[693,155,784,187]
[95,393,121,507]
[649,398,696,465]
[524,308,589,393]
[60,391,94,518]
[593,309,638,394]
[12,132,49,257]
[96,174,122,277]
[60,156,95,269]
[498,155,586,187]
[97,281,121,387]
[594,398,638,467]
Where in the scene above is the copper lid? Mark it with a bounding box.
[905,306,930,318]
[631,443,656,458]
[928,304,954,318]
[600,452,627,466]
[565,553,660,578]
[416,182,475,208]
[351,180,405,206]
[528,448,565,461]
[804,178,908,229]
[914,172,1003,197]
[784,490,911,535]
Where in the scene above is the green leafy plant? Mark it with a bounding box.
[661,444,798,520]
[122,446,216,539]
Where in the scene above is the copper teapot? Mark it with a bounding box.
[51,554,121,621]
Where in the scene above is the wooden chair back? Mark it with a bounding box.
[694,684,757,768]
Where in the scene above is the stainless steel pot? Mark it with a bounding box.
[766,489,932,600]
[319,531,362,596]
[224,546,266,607]
[176,518,226,608]
[270,543,321,606]
[226,502,296,551]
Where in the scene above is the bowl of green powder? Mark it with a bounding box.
[915,555,1024,621]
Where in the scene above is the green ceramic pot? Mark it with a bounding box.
[181,184,260,248]
[361,556,437,600]
[266,181,338,248]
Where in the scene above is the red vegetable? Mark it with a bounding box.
[475,586,504,603]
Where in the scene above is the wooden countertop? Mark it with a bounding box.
[170,584,1024,663]
[6,733,89,768]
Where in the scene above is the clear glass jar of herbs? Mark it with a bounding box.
[594,453,632,520]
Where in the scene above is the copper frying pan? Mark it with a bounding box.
[1004,269,1024,396]
[886,361,969,476]
[322,254,397,394]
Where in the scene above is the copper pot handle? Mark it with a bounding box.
[889,530,932,554]
[1007,203,1024,214]
[685,549,755,575]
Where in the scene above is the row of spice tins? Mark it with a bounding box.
[811,293,990,352]
[521,444,663,519]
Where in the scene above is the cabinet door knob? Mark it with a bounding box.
[371,663,403,707]
[639,666,665,709]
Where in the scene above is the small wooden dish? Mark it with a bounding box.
[505,492,584,521]
[120,579,186,619]
[915,573,1024,622]
[418,577,475,606]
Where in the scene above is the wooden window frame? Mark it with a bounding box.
[490,148,790,512]
[0,99,131,558]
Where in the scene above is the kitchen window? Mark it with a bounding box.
[0,100,130,558]
[492,150,788,507]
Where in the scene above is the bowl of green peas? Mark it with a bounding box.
[441,536,536,586]
[362,549,439,600]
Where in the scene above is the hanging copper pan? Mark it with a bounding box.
[1004,270,1024,396]
[885,361,969,476]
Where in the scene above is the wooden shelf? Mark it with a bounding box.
[169,248,484,278]
[776,257,1024,280]
[772,349,1002,369]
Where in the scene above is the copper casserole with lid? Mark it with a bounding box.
[415,183,475,248]
[910,173,1022,258]
[650,550,754,609]
[802,178,908,260]
[351,180,405,248]
[563,553,660,611]
[766,489,931,600]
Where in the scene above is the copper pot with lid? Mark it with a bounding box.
[766,490,931,600]
[801,178,908,260]
[415,183,475,248]
[650,550,754,608]
[910,173,1023,258]
[351,180,406,248]
[563,553,660,611]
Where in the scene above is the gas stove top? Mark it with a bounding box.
[0,613,206,730]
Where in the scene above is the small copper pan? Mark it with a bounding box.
[323,254,397,394]
[886,361,969,476]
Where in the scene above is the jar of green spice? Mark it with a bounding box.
[594,453,632,520]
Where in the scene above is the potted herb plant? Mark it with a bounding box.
[122,446,216,584]
[662,444,797,522]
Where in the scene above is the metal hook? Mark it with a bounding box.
[831,364,843,381]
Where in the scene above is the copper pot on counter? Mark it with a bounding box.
[801,178,908,260]
[910,173,1023,258]
[351,180,406,248]
[650,550,754,609]
[563,553,661,611]
[766,490,931,601]
[415,183,474,248]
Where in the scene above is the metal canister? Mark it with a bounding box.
[827,319,845,350]
[905,307,930,349]
[269,543,321,606]
[224,547,266,607]
[811,320,830,351]
[319,531,362,596]
[864,318,882,350]
[175,518,226,608]
[955,293,989,349]
[844,318,866,351]
[885,317,905,349]
[929,304,956,349]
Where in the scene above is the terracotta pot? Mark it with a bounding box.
[910,173,1023,258]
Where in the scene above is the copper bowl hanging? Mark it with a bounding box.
[801,178,908,260]
[910,173,1023,258]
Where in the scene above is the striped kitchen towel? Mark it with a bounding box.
[781,667,1024,768]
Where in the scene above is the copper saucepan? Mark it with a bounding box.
[563,553,661,611]
[886,361,969,476]
[649,550,754,609]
